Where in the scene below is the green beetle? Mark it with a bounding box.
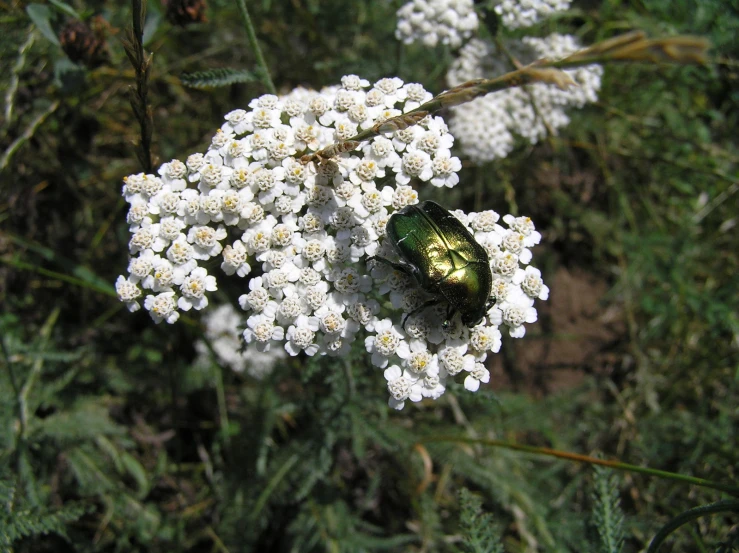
[375,200,494,328]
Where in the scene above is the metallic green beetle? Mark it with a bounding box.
[377,200,494,328]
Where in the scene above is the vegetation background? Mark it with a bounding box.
[0,0,737,551]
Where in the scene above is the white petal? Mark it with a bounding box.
[384,365,402,381]
[464,376,480,392]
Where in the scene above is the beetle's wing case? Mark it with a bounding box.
[385,200,494,327]
[416,202,493,324]
[415,202,485,261]
[386,203,452,290]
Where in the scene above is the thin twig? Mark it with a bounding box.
[206,525,232,553]
[693,182,739,224]
[496,35,558,138]
[235,0,276,95]
[301,31,710,165]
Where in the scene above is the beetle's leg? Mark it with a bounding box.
[402,297,441,331]
[440,303,455,330]
[366,255,414,277]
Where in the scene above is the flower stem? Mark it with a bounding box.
[420,436,739,497]
[235,0,276,95]
[123,0,155,173]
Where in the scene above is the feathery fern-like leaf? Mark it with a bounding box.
[457,488,505,553]
[592,466,624,553]
[0,487,90,549]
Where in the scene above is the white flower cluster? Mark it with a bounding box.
[116,74,548,409]
[366,211,548,409]
[446,35,603,164]
[395,0,479,49]
[193,303,285,378]
[494,0,572,30]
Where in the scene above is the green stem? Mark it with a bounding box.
[201,335,231,450]
[214,359,230,449]
[250,453,300,519]
[4,26,35,130]
[12,308,60,507]
[18,309,60,440]
[0,100,59,172]
[419,436,739,497]
[646,500,739,553]
[235,0,276,95]
[0,256,116,297]
[1,336,20,398]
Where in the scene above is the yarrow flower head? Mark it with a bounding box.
[446,35,602,164]
[193,303,286,378]
[494,0,572,30]
[117,74,548,409]
[395,0,479,49]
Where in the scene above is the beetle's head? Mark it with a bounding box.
[439,309,482,330]
[461,311,485,328]
[458,295,496,328]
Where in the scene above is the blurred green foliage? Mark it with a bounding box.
[1,0,737,551]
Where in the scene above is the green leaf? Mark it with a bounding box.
[26,4,60,46]
[180,68,258,89]
[121,452,150,498]
[53,58,87,94]
[142,3,162,46]
[48,0,81,19]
